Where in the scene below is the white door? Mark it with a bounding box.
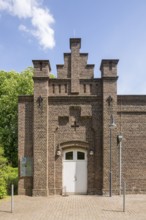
[63,149,87,194]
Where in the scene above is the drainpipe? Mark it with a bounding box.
[117,135,123,195]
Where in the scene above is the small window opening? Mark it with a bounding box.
[65,84,67,93]
[84,84,86,93]
[59,84,61,93]
[109,62,112,71]
[40,62,43,71]
[90,84,92,93]
[52,84,55,93]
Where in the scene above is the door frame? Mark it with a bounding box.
[62,147,88,195]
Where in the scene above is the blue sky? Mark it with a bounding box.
[0,0,146,94]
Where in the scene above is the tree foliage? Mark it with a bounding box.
[0,68,55,167]
[0,146,7,198]
[0,68,55,197]
[0,68,34,167]
[0,146,18,199]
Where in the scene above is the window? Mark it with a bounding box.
[40,62,42,71]
[77,152,85,160]
[90,84,92,93]
[109,61,112,70]
[84,84,86,93]
[65,152,73,160]
[52,84,55,93]
[65,84,67,93]
[59,84,61,93]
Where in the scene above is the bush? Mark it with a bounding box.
[0,146,18,198]
[0,173,7,199]
[5,166,18,195]
[0,167,18,198]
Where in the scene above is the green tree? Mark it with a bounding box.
[0,146,8,198]
[0,68,33,167]
[0,68,55,167]
[0,146,18,198]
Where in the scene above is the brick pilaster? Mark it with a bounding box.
[70,38,81,93]
[101,59,119,195]
[32,60,50,196]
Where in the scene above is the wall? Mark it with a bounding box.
[18,96,33,196]
[117,96,146,193]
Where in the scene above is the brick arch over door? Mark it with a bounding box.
[59,140,89,151]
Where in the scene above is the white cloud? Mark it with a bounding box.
[19,24,29,32]
[31,7,55,49]
[0,0,35,18]
[0,1,11,11]
[0,0,55,49]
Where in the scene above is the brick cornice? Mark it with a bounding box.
[80,53,88,56]
[102,76,118,81]
[117,111,146,114]
[48,95,101,102]
[18,95,33,102]
[33,77,49,81]
[118,95,146,102]
[49,78,101,82]
[64,53,71,56]
[49,78,71,82]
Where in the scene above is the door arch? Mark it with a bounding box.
[62,148,87,194]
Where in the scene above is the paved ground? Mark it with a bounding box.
[0,194,146,220]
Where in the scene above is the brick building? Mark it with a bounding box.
[18,38,146,196]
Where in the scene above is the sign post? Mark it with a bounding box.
[123,182,126,212]
[11,184,14,213]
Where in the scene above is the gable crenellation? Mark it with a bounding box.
[100,59,119,78]
[32,60,51,78]
[49,79,102,96]
[57,40,94,81]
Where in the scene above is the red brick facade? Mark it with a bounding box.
[18,38,146,196]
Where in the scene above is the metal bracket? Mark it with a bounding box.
[106,95,113,106]
[37,95,43,108]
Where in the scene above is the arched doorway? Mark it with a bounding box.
[62,148,87,194]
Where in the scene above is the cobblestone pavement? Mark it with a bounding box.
[0,194,146,220]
